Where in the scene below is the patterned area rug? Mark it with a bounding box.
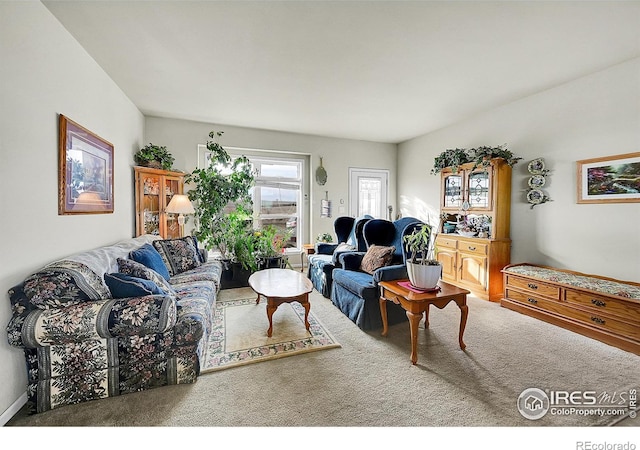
[200,287,341,373]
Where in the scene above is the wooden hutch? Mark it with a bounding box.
[435,158,512,302]
[134,166,186,239]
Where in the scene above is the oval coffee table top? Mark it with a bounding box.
[248,268,313,299]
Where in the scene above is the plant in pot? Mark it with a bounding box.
[185,131,256,286]
[134,143,175,170]
[403,223,442,290]
[254,224,294,270]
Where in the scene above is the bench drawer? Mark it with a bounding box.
[505,275,560,299]
[564,291,640,325]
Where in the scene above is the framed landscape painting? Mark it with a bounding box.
[577,152,640,204]
[58,114,114,214]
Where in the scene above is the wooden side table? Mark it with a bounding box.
[300,243,315,272]
[379,279,470,364]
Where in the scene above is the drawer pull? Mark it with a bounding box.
[591,299,606,307]
[468,246,476,251]
[527,297,538,305]
[591,316,606,325]
[527,283,538,290]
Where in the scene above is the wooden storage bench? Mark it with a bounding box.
[501,263,640,355]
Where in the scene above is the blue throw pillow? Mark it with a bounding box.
[104,272,166,298]
[130,243,171,281]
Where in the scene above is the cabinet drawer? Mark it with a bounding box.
[457,241,488,255]
[564,291,640,325]
[506,275,560,299]
[436,237,457,250]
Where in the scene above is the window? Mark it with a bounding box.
[232,154,304,252]
[349,168,389,219]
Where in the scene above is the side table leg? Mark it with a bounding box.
[407,310,422,365]
[458,300,468,350]
[424,304,430,329]
[379,297,389,337]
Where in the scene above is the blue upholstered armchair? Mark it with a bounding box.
[330,217,424,330]
[307,215,372,298]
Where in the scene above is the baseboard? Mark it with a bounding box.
[0,392,27,426]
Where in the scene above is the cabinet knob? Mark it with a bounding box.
[468,246,476,251]
[591,299,606,307]
[591,316,606,325]
[527,297,538,305]
[527,283,538,290]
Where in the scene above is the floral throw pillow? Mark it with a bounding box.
[360,245,395,275]
[117,258,175,295]
[152,237,201,277]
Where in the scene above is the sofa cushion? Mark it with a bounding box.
[332,269,378,301]
[104,272,167,298]
[129,244,170,281]
[152,237,202,276]
[360,245,395,275]
[117,258,176,295]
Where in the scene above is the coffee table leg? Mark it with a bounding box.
[407,310,422,365]
[255,293,260,304]
[302,295,311,331]
[379,298,389,337]
[458,298,468,350]
[266,301,277,337]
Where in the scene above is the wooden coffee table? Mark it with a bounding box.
[248,268,314,337]
[379,279,470,364]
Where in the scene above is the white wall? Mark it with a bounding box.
[145,117,398,244]
[0,2,144,422]
[398,58,640,282]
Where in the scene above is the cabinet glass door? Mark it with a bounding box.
[443,174,463,209]
[467,170,492,209]
[142,174,161,235]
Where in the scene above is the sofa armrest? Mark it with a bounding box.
[339,252,366,271]
[373,264,408,283]
[13,294,177,349]
[316,243,338,255]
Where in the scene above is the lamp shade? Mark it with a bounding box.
[166,194,195,214]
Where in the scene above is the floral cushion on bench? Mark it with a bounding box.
[504,265,640,299]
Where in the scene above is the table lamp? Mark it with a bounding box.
[165,194,195,236]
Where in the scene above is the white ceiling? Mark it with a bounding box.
[43,1,640,144]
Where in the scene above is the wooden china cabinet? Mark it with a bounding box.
[134,166,185,239]
[435,158,512,302]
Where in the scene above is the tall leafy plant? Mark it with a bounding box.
[185,131,256,265]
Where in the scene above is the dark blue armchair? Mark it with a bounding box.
[307,215,372,298]
[330,217,424,330]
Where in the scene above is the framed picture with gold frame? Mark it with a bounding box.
[58,114,114,214]
[577,152,640,204]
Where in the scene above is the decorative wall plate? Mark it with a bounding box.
[526,189,545,205]
[527,158,546,174]
[528,174,546,189]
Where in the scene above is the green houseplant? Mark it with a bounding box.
[431,144,521,174]
[403,223,442,289]
[134,143,175,170]
[185,131,256,279]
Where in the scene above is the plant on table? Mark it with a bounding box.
[403,223,442,289]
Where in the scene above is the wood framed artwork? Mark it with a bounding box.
[577,152,640,204]
[58,114,114,214]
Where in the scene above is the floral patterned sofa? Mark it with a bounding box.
[6,234,222,414]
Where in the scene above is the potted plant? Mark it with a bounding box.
[431,144,521,174]
[134,143,175,170]
[185,131,256,287]
[403,223,442,290]
[254,224,294,270]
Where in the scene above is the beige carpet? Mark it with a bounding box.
[7,288,639,429]
[201,287,341,372]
